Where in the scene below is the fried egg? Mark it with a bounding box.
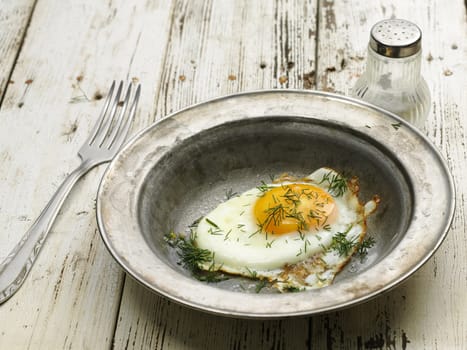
[194,167,379,291]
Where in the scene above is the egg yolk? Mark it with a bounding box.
[254,184,337,235]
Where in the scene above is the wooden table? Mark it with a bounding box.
[0,1,465,349]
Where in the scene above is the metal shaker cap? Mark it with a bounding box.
[369,19,422,58]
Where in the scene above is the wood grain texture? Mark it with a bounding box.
[115,1,467,350]
[0,0,465,349]
[153,0,318,118]
[0,0,36,101]
[0,0,173,348]
[114,0,318,349]
[314,0,467,349]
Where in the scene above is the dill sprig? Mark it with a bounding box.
[283,286,302,293]
[245,267,258,279]
[164,232,212,270]
[205,218,219,228]
[319,171,348,197]
[286,207,308,231]
[225,188,238,199]
[205,218,223,235]
[300,188,315,200]
[255,280,268,293]
[391,122,402,130]
[257,181,272,196]
[249,229,261,238]
[281,188,301,205]
[164,232,228,282]
[188,216,203,231]
[330,225,357,257]
[195,271,230,282]
[307,208,325,222]
[259,204,286,230]
[356,236,376,262]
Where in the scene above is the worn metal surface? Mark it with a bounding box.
[97,90,454,318]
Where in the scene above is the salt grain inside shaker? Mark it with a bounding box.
[352,19,431,129]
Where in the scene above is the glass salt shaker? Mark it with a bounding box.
[352,19,431,129]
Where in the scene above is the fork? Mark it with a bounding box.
[0,81,141,304]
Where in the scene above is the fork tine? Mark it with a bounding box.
[105,83,132,148]
[95,81,123,147]
[111,84,141,150]
[86,81,116,145]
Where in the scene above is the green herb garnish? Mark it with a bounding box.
[319,170,348,197]
[330,225,357,257]
[255,280,268,293]
[356,236,376,262]
[257,181,272,195]
[245,267,258,279]
[225,188,238,199]
[284,286,302,293]
[286,207,308,231]
[164,232,212,269]
[281,187,301,205]
[258,204,286,231]
[391,122,402,130]
[205,218,219,228]
[205,218,223,235]
[164,232,228,282]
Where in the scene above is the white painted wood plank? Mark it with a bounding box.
[0,0,36,99]
[117,278,312,350]
[154,0,318,117]
[113,0,318,349]
[314,0,467,348]
[2,0,462,349]
[0,0,173,348]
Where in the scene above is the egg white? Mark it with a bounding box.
[194,167,377,290]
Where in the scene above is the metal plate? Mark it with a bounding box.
[96,90,455,318]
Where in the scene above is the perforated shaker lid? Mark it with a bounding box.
[369,19,422,58]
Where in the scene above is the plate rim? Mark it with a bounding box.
[96,89,455,318]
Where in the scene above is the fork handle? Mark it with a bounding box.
[0,159,97,304]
